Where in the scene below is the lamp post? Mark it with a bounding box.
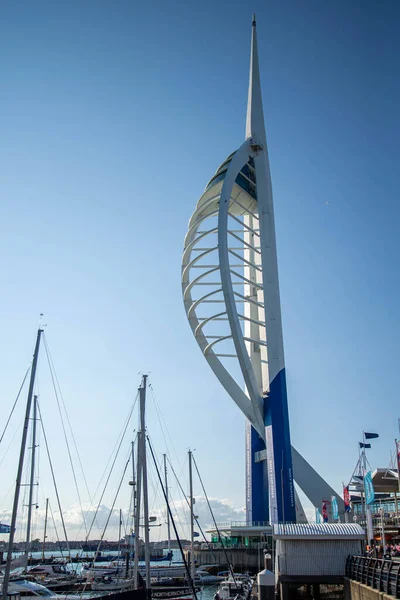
[380,507,386,554]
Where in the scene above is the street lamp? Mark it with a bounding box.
[379,508,386,554]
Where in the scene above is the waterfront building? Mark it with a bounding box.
[349,467,400,544]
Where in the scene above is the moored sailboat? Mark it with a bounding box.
[2,328,43,600]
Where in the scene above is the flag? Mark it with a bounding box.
[365,432,379,440]
[322,501,328,523]
[359,443,371,449]
[315,508,322,524]
[364,471,375,505]
[0,523,11,533]
[331,496,339,520]
[343,485,351,513]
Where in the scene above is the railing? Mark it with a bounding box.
[185,542,269,550]
[346,555,400,598]
[215,521,271,528]
[353,515,400,527]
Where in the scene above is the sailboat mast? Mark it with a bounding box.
[128,443,135,579]
[24,395,38,566]
[42,498,49,562]
[2,328,42,600]
[188,449,195,582]
[163,454,171,554]
[140,375,151,589]
[118,509,122,558]
[133,432,142,589]
[130,441,136,552]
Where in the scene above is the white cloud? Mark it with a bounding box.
[0,503,124,543]
[149,495,245,540]
[191,496,245,528]
[0,496,245,543]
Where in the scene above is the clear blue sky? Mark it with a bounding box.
[0,0,399,538]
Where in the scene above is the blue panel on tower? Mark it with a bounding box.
[264,368,296,523]
[245,420,269,523]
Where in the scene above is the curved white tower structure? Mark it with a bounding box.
[182,16,344,524]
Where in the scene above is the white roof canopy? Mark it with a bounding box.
[274,523,365,540]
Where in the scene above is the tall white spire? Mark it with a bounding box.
[245,14,267,145]
[182,14,347,528]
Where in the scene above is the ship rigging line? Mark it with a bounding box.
[149,384,189,488]
[49,500,67,561]
[37,401,71,563]
[147,436,198,600]
[74,399,139,545]
[42,336,93,507]
[0,417,25,473]
[92,398,138,503]
[192,455,236,582]
[79,454,131,599]
[148,385,192,531]
[147,442,189,533]
[0,365,30,446]
[43,334,88,536]
[83,393,138,544]
[166,455,218,562]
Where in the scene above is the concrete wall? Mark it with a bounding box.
[186,548,263,572]
[344,578,396,600]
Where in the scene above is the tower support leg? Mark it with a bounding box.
[264,369,296,524]
[246,420,269,523]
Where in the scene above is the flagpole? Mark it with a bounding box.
[396,425,400,519]
[396,439,400,519]
[362,432,374,546]
[342,482,349,523]
[357,449,366,522]
[379,499,386,554]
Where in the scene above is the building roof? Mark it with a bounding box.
[371,469,399,493]
[274,523,365,540]
[350,468,399,500]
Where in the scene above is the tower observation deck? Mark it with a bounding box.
[182,16,342,524]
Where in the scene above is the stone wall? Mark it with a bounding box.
[344,578,396,600]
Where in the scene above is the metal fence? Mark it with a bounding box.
[185,542,269,550]
[215,521,271,528]
[346,555,400,598]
